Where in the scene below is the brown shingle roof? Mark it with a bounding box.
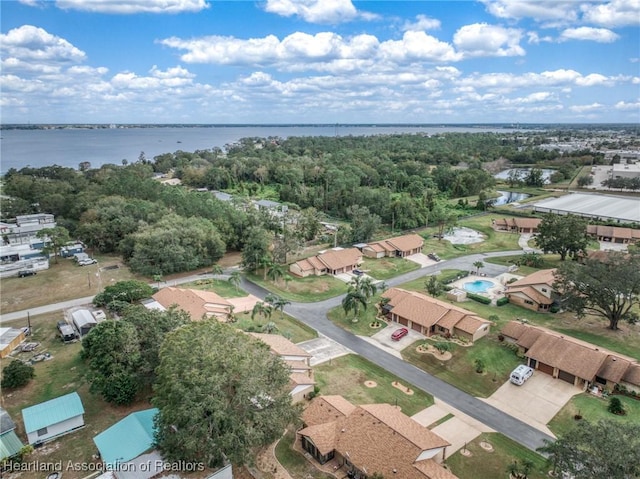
[414,459,460,479]
[385,234,424,252]
[622,364,640,385]
[597,356,631,383]
[513,218,541,229]
[500,321,529,340]
[317,248,362,271]
[289,372,315,386]
[152,287,230,319]
[298,422,338,455]
[508,269,556,288]
[507,286,554,305]
[249,333,311,357]
[302,396,356,427]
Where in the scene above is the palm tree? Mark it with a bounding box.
[266,263,285,285]
[227,271,241,292]
[349,275,377,300]
[473,260,484,275]
[211,264,224,276]
[342,290,367,323]
[262,321,278,334]
[271,296,291,319]
[259,256,273,280]
[251,302,273,322]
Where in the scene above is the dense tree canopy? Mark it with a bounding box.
[535,214,589,260]
[554,251,640,330]
[1,360,35,389]
[153,321,297,467]
[93,280,154,308]
[538,420,640,479]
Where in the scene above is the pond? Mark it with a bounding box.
[494,168,555,184]
[493,190,531,205]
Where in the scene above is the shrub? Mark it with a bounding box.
[549,304,560,313]
[467,293,492,304]
[1,360,35,389]
[474,358,485,374]
[608,397,626,415]
[496,297,510,307]
[434,341,452,354]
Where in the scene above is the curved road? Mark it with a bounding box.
[1,250,554,452]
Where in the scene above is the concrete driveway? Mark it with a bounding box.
[297,335,352,366]
[479,372,581,437]
[407,252,440,268]
[371,325,423,351]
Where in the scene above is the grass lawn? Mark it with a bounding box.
[314,354,434,416]
[233,311,318,344]
[447,433,549,479]
[326,295,388,337]
[402,336,522,397]
[548,393,640,437]
[247,272,347,302]
[179,277,250,297]
[0,254,140,314]
[419,214,523,260]
[360,256,420,280]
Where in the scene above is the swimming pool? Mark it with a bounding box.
[463,280,494,293]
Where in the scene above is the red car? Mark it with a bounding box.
[391,328,409,341]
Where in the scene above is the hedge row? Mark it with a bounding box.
[467,293,492,304]
[496,297,510,306]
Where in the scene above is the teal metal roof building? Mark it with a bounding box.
[93,408,159,467]
[21,392,85,445]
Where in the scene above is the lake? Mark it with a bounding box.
[494,168,555,184]
[493,191,531,205]
[0,125,511,174]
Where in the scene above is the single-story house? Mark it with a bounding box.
[94,408,158,468]
[71,309,98,337]
[1,407,24,461]
[586,224,640,244]
[0,327,26,358]
[381,288,491,342]
[289,248,362,278]
[362,234,424,258]
[297,395,458,479]
[504,269,556,312]
[501,321,640,392]
[22,392,85,445]
[492,217,541,234]
[152,287,231,320]
[255,199,288,217]
[249,333,314,403]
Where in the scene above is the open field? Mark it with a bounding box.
[447,433,549,479]
[326,294,387,336]
[359,256,420,279]
[0,254,140,314]
[247,272,347,302]
[548,393,640,437]
[314,354,434,416]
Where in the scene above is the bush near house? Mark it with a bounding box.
[496,297,509,306]
[467,292,492,305]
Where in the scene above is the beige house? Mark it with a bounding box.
[289,248,362,277]
[152,287,260,321]
[362,233,424,259]
[381,288,491,342]
[0,328,26,359]
[586,224,640,244]
[501,321,640,393]
[492,217,541,234]
[505,269,556,312]
[298,395,458,479]
[249,333,315,403]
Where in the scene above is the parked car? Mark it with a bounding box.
[18,270,37,277]
[510,365,534,385]
[427,253,441,262]
[78,258,97,266]
[353,269,364,276]
[391,327,409,341]
[57,321,76,343]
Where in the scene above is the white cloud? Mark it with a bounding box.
[614,100,640,110]
[575,73,611,86]
[0,25,86,64]
[379,31,461,63]
[54,0,209,14]
[559,27,620,43]
[263,0,362,24]
[581,0,640,28]
[403,14,441,32]
[481,0,579,25]
[526,31,553,44]
[453,23,525,58]
[570,103,604,112]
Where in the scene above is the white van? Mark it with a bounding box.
[510,365,534,385]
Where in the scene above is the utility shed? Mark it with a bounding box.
[21,392,85,445]
[71,309,97,336]
[0,327,26,358]
[0,407,24,461]
[93,408,158,468]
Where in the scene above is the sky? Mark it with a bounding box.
[1,0,639,124]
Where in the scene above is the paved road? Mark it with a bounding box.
[239,250,555,453]
[2,249,554,452]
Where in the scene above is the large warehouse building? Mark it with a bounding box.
[533,193,640,224]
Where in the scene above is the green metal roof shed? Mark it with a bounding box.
[0,430,24,461]
[93,408,159,467]
[21,392,85,445]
